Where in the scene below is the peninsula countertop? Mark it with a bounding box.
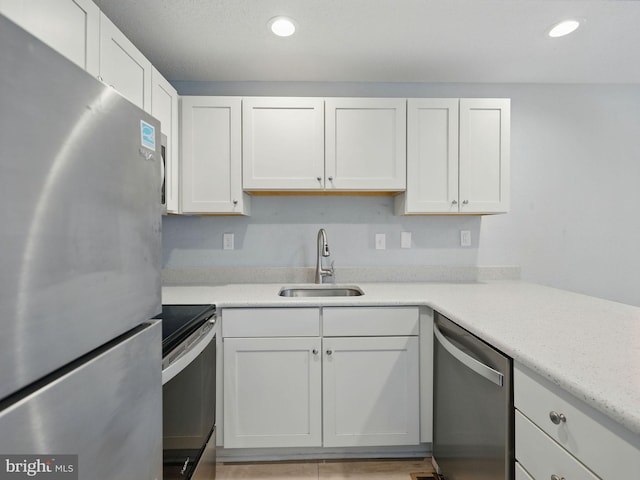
[162,280,640,436]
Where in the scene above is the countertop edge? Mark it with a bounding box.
[162,280,640,437]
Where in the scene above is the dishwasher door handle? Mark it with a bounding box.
[434,323,504,387]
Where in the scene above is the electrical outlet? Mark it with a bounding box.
[460,230,471,247]
[223,233,234,250]
[401,231,411,249]
[375,233,386,250]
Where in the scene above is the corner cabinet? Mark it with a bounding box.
[180,97,249,215]
[325,98,406,191]
[395,98,510,215]
[0,0,100,76]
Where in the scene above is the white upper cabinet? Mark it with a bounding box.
[242,97,407,192]
[326,98,406,191]
[396,98,510,214]
[151,67,180,213]
[0,0,99,76]
[99,12,152,112]
[459,98,510,213]
[243,97,325,191]
[402,98,460,213]
[180,96,249,215]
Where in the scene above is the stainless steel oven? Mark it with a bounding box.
[159,305,217,480]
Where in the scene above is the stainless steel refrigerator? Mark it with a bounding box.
[0,14,163,479]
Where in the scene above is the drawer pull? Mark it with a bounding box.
[549,411,567,424]
[551,475,565,480]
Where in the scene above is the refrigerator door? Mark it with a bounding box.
[0,321,162,480]
[0,16,161,399]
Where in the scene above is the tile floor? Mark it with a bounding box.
[216,458,436,480]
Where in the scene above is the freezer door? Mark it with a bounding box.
[0,16,161,398]
[0,321,162,480]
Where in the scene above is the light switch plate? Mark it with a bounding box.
[375,233,386,250]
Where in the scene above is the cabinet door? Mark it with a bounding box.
[322,336,419,447]
[151,67,180,213]
[404,98,459,213]
[0,0,99,76]
[181,96,248,214]
[243,97,325,190]
[325,98,406,191]
[223,337,322,448]
[99,12,152,111]
[459,98,510,213]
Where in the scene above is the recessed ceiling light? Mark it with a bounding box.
[548,19,581,38]
[268,16,296,37]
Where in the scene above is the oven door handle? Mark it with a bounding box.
[434,322,504,387]
[162,320,215,385]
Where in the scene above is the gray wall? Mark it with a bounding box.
[163,82,640,307]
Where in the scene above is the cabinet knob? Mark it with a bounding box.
[312,349,319,355]
[462,199,469,205]
[328,176,334,182]
[326,349,333,356]
[451,200,458,205]
[551,475,565,480]
[233,199,238,206]
[317,177,322,182]
[549,411,567,425]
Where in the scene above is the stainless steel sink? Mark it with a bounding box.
[278,285,364,297]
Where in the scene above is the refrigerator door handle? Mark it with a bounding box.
[162,320,215,385]
[434,322,504,387]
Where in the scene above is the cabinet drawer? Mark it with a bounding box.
[322,307,419,336]
[222,308,320,337]
[516,411,599,480]
[514,363,640,479]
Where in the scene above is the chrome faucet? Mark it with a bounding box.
[315,228,335,284]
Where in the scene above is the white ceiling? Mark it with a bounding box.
[93,0,640,84]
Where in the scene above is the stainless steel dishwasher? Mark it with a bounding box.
[432,312,513,480]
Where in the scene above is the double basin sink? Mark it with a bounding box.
[278,285,364,297]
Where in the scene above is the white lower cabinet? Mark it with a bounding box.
[221,306,421,450]
[515,411,599,480]
[322,336,419,447]
[514,362,640,479]
[223,336,322,448]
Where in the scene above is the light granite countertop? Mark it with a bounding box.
[162,280,640,436]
